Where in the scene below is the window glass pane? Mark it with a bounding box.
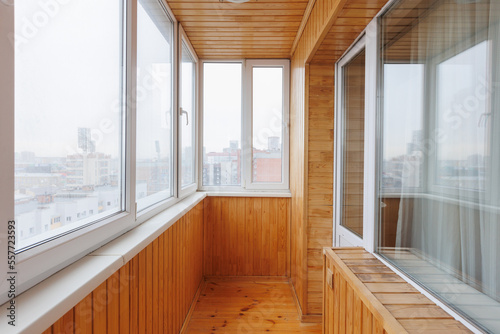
[180,42,196,188]
[252,67,283,183]
[436,41,489,192]
[377,1,500,332]
[136,0,174,211]
[341,49,365,238]
[202,63,242,186]
[381,64,424,193]
[14,0,123,250]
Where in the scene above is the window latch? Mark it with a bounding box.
[180,108,189,126]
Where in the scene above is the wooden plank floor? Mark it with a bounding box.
[184,277,322,333]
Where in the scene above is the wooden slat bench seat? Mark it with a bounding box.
[323,247,472,334]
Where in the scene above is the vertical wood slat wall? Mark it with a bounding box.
[307,64,335,315]
[290,50,308,316]
[41,202,204,334]
[290,0,346,317]
[203,197,290,277]
[42,197,291,333]
[323,248,472,333]
[323,249,396,333]
[290,0,388,318]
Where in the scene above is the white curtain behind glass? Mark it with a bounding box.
[385,0,500,303]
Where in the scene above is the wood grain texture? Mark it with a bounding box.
[306,63,335,315]
[184,277,322,333]
[46,201,204,334]
[290,0,362,318]
[311,0,389,64]
[290,0,389,318]
[167,1,310,59]
[203,197,290,277]
[290,53,308,315]
[322,248,473,334]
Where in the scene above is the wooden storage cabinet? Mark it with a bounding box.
[322,247,472,334]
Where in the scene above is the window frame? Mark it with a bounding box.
[0,0,138,305]
[199,59,290,192]
[199,59,245,191]
[332,1,496,332]
[0,0,201,305]
[178,24,199,199]
[334,36,367,248]
[243,59,290,191]
[426,38,493,203]
[135,0,178,217]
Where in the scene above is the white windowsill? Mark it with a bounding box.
[0,192,207,334]
[203,190,291,198]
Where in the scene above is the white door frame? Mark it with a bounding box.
[333,19,378,250]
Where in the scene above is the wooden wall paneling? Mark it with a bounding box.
[290,0,348,319]
[262,198,271,275]
[152,238,159,333]
[41,327,52,334]
[253,197,263,275]
[52,308,74,334]
[166,223,173,333]
[237,198,245,276]
[138,246,146,332]
[119,263,130,334]
[107,271,120,333]
[158,234,164,333]
[74,293,92,334]
[130,255,139,334]
[322,248,473,334]
[244,197,254,276]
[203,198,212,276]
[290,0,389,319]
[93,281,107,333]
[290,48,309,315]
[46,202,205,334]
[307,63,335,315]
[203,197,290,277]
[279,198,289,276]
[146,243,153,333]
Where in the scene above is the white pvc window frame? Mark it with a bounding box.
[333,19,378,252]
[0,0,138,305]
[244,59,290,191]
[199,59,290,192]
[198,59,244,191]
[178,24,199,199]
[334,35,367,248]
[133,0,179,223]
[0,0,200,305]
[333,2,489,332]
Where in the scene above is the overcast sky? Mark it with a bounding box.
[15,0,122,158]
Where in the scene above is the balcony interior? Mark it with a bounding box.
[1,0,499,333]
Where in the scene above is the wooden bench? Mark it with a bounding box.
[323,247,472,333]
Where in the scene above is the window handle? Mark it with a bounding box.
[180,108,189,126]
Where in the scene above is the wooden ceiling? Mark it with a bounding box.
[311,0,389,64]
[166,0,310,59]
